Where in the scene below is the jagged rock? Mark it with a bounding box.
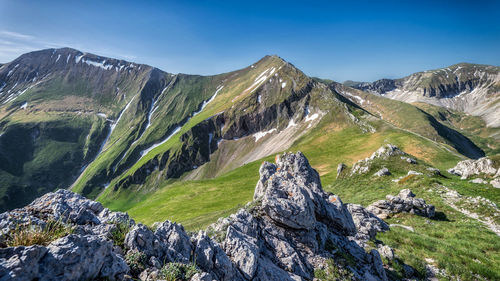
[448,157,497,179]
[346,204,389,246]
[336,163,346,178]
[191,272,215,281]
[0,152,390,281]
[367,189,435,219]
[192,231,243,281]
[0,234,129,281]
[0,189,134,247]
[470,178,488,184]
[374,167,391,177]
[124,221,192,264]
[401,156,417,164]
[212,152,387,280]
[377,245,394,260]
[351,144,406,175]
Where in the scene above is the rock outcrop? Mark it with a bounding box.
[367,189,435,219]
[448,157,497,179]
[351,144,406,175]
[0,190,131,280]
[0,152,393,281]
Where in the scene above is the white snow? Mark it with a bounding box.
[139,126,181,157]
[257,95,262,103]
[287,119,297,128]
[281,82,287,88]
[55,54,61,62]
[82,59,113,70]
[244,67,276,94]
[20,102,27,109]
[342,91,367,105]
[305,113,319,122]
[191,85,224,116]
[66,54,71,63]
[97,113,107,118]
[136,85,224,160]
[7,64,19,77]
[75,55,84,63]
[253,128,277,142]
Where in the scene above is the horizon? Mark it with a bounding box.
[0,0,499,82]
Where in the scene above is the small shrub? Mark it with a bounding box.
[125,250,147,276]
[6,218,73,247]
[314,258,353,281]
[109,220,131,249]
[159,262,199,281]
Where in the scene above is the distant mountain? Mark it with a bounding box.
[348,63,500,127]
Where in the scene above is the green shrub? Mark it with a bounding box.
[5,218,73,247]
[109,220,131,249]
[159,262,199,281]
[125,250,147,276]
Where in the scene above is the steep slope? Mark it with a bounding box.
[332,82,485,159]
[350,63,500,127]
[0,48,167,210]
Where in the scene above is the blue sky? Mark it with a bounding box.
[0,0,499,81]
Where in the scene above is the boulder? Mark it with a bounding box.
[347,204,389,246]
[491,178,500,189]
[470,178,488,184]
[373,168,391,177]
[336,163,346,178]
[367,189,435,219]
[448,157,497,179]
[351,144,407,175]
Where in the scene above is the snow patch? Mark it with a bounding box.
[20,102,27,109]
[7,64,19,77]
[281,82,287,88]
[139,126,181,157]
[254,128,277,142]
[97,113,107,118]
[82,58,113,70]
[55,54,61,62]
[287,119,297,128]
[257,95,262,103]
[305,113,319,122]
[75,55,84,63]
[66,54,71,63]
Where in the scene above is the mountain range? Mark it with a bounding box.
[0,48,499,213]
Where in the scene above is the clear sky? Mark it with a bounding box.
[0,0,499,82]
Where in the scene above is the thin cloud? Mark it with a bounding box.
[0,29,139,64]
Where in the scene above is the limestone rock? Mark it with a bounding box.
[374,167,391,177]
[448,157,497,179]
[367,189,435,219]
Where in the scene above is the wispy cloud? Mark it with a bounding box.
[0,30,139,64]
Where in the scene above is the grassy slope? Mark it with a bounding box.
[412,102,500,155]
[330,157,500,281]
[99,110,461,229]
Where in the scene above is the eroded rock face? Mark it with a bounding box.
[0,190,133,281]
[0,234,129,281]
[367,189,435,219]
[207,152,388,280]
[448,157,497,179]
[0,152,392,281]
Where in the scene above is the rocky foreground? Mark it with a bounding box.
[0,152,435,281]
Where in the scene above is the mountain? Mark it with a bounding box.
[348,63,500,127]
[1,49,496,214]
